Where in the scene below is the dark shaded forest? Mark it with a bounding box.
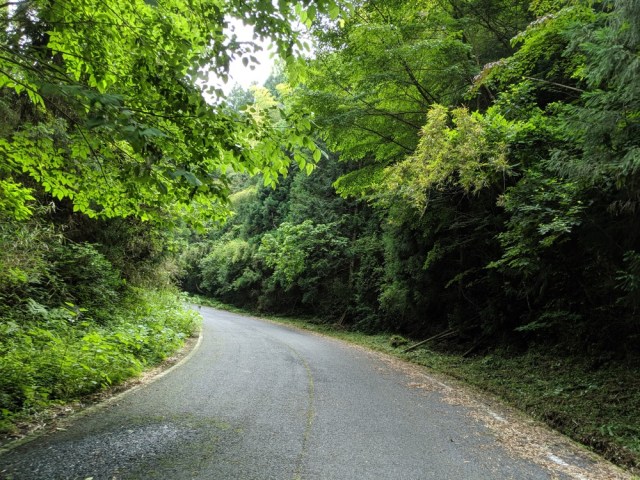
[183,0,640,358]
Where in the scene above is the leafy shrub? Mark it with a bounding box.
[199,238,261,303]
[44,242,124,315]
[258,221,351,316]
[0,288,200,433]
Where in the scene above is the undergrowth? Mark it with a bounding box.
[0,289,200,434]
[191,294,640,475]
[422,351,640,472]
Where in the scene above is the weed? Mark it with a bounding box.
[0,289,201,434]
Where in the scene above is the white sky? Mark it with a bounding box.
[227,21,275,89]
[205,19,275,97]
[201,17,313,101]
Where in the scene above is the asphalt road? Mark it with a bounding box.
[0,307,619,479]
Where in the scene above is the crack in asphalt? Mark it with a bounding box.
[268,338,316,480]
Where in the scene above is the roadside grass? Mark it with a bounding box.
[192,295,640,475]
[0,289,201,438]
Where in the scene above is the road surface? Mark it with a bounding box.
[0,307,627,479]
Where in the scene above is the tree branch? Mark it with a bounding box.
[524,76,585,93]
[353,122,414,153]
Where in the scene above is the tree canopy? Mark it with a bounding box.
[0,0,344,225]
[180,0,640,354]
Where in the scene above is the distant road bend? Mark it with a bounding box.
[0,307,631,479]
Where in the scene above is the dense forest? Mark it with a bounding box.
[184,0,640,356]
[1,0,639,471]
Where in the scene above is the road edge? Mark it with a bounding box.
[0,322,204,456]
[208,306,638,480]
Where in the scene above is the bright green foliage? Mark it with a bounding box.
[0,288,199,432]
[491,170,585,271]
[0,176,34,221]
[260,220,349,288]
[294,0,536,200]
[180,142,381,321]
[0,208,201,432]
[474,3,594,91]
[378,105,513,213]
[294,0,476,173]
[0,0,331,225]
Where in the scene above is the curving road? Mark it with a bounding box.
[0,307,626,479]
